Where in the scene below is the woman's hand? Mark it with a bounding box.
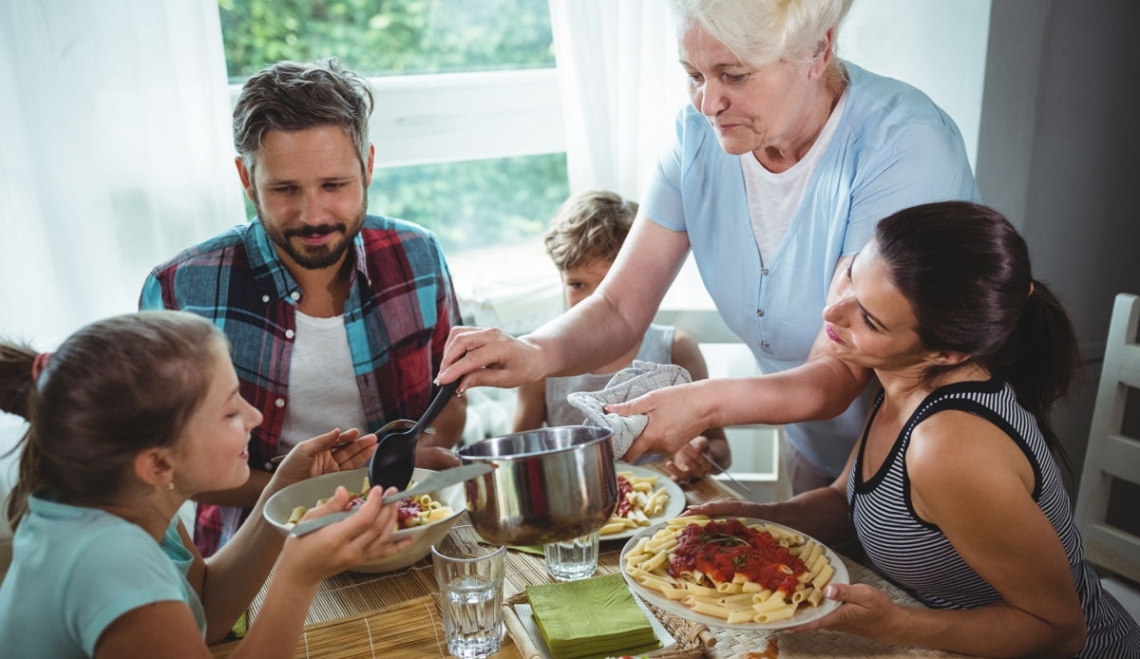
[608,382,716,462]
[280,485,415,582]
[788,583,898,637]
[685,497,771,519]
[436,326,547,390]
[272,428,378,489]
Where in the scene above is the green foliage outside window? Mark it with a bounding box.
[218,0,555,78]
[367,156,566,252]
[220,0,567,255]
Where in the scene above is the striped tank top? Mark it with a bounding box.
[848,377,1140,658]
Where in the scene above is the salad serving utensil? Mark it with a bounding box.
[368,380,460,490]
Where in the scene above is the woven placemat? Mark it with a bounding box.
[248,557,440,626]
[210,594,454,659]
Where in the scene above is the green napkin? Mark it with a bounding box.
[526,574,660,659]
[509,544,546,556]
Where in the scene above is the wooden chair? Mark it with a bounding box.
[1074,293,1140,583]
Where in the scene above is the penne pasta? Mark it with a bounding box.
[282,476,454,530]
[599,471,675,536]
[623,517,838,627]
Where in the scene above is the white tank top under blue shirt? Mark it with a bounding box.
[742,91,847,263]
[848,377,1140,657]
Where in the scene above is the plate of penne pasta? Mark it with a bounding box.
[597,464,686,541]
[619,515,848,629]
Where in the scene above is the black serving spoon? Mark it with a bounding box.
[367,380,460,491]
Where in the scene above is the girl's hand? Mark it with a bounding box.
[281,485,414,582]
[787,583,897,636]
[272,428,378,488]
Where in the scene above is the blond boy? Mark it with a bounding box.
[513,190,730,480]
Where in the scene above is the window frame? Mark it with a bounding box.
[227,68,565,168]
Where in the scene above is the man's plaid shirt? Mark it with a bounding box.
[140,215,461,556]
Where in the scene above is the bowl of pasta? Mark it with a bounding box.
[619,516,848,629]
[263,467,465,573]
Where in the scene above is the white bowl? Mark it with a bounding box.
[263,467,465,573]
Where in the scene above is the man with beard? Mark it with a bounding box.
[140,58,466,557]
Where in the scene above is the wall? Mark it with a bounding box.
[977,0,1140,484]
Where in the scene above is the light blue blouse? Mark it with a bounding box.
[642,62,980,477]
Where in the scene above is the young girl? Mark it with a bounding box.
[0,311,414,658]
[692,202,1140,657]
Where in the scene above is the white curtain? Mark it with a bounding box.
[548,0,688,202]
[0,0,243,347]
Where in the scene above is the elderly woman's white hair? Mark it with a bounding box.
[673,0,853,69]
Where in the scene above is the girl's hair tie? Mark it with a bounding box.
[31,352,52,380]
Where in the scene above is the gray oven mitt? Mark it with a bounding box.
[566,360,692,459]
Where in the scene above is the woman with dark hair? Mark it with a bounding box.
[0,311,413,658]
[693,202,1139,657]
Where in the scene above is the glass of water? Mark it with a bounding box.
[432,525,506,659]
[543,529,599,581]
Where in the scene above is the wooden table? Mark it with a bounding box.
[211,466,975,659]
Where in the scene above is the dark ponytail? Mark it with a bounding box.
[1004,281,1080,465]
[0,343,38,419]
[0,342,41,526]
[876,202,1079,465]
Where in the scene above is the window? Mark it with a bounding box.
[218,0,569,262]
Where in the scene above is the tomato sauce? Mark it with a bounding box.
[668,519,806,594]
[395,498,423,528]
[616,475,634,517]
[348,493,423,529]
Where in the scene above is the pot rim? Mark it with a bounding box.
[456,425,614,462]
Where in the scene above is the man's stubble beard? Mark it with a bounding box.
[256,191,367,271]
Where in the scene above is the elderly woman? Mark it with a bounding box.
[691,202,1140,658]
[439,0,978,492]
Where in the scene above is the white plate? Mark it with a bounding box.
[618,517,849,630]
[598,463,687,542]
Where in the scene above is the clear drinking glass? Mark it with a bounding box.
[543,529,599,581]
[432,525,506,659]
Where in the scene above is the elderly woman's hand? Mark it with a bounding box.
[436,326,547,390]
[607,381,717,462]
[271,428,378,489]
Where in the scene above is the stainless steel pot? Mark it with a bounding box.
[457,426,618,546]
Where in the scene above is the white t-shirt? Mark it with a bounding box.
[742,92,847,262]
[278,311,370,453]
